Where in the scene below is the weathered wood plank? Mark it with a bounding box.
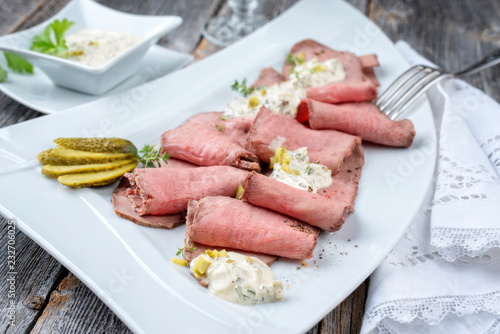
[0,218,67,333]
[0,0,46,35]
[369,0,500,102]
[31,273,132,334]
[97,0,223,54]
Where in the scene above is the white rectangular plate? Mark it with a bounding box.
[0,1,436,333]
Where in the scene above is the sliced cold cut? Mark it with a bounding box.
[245,107,361,175]
[251,67,285,88]
[306,99,416,147]
[186,196,319,259]
[241,143,364,231]
[112,177,184,229]
[161,112,260,171]
[183,240,278,266]
[125,166,248,215]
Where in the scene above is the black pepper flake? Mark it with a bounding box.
[347,169,352,173]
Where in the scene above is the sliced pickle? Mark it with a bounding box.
[37,147,135,165]
[41,159,137,178]
[57,161,138,188]
[53,137,136,153]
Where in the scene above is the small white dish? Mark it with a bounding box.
[0,45,193,114]
[0,0,182,95]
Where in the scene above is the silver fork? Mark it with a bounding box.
[376,49,500,120]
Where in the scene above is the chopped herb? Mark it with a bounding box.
[231,78,255,97]
[30,18,75,58]
[4,52,33,74]
[214,123,226,132]
[235,286,250,299]
[296,266,301,270]
[246,289,256,296]
[176,242,196,256]
[219,114,227,120]
[129,143,170,168]
[286,52,305,67]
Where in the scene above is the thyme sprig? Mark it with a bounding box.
[176,242,196,256]
[231,78,255,97]
[129,143,170,168]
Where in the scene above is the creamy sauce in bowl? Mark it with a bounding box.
[66,29,142,67]
[190,250,284,305]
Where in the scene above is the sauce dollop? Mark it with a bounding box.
[270,146,332,193]
[190,250,284,305]
[289,58,346,88]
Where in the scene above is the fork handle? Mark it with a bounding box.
[454,49,500,78]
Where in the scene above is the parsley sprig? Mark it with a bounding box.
[129,143,170,168]
[0,64,7,83]
[176,242,196,256]
[0,52,34,83]
[231,78,255,97]
[30,19,75,58]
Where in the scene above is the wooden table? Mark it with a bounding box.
[1,1,499,333]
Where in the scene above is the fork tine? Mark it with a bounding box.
[376,65,425,110]
[383,69,442,117]
[388,73,450,120]
[379,67,435,114]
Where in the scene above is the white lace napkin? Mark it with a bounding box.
[360,41,500,334]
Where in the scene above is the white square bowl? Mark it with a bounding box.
[0,0,182,95]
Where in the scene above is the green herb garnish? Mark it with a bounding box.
[4,52,33,74]
[0,64,7,83]
[235,286,250,299]
[286,52,305,67]
[214,123,226,132]
[176,242,196,256]
[129,144,170,168]
[30,19,75,58]
[231,78,255,97]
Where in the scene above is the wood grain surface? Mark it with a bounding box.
[1,1,499,333]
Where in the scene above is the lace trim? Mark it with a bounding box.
[486,318,500,334]
[362,291,500,332]
[433,154,499,206]
[431,227,500,261]
[481,134,500,172]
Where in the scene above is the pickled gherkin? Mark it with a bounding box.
[37,137,141,188]
[41,159,138,178]
[57,161,138,187]
[37,147,135,165]
[54,137,135,153]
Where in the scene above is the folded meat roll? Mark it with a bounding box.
[186,196,319,259]
[125,166,248,216]
[112,177,185,229]
[245,107,361,175]
[242,144,364,231]
[161,112,260,171]
[251,67,285,88]
[183,240,278,266]
[282,39,378,103]
[303,99,416,147]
